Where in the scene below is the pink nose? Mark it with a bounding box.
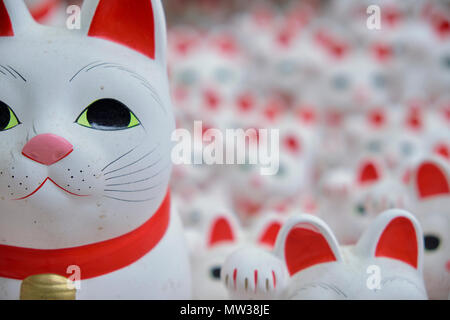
[22,134,73,166]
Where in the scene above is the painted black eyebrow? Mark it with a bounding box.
[0,65,27,82]
[70,61,167,114]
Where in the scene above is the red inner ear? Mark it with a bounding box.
[258,222,282,248]
[416,162,450,199]
[435,144,450,161]
[358,161,380,185]
[0,0,14,36]
[208,217,235,247]
[88,0,155,59]
[375,217,418,269]
[284,223,336,276]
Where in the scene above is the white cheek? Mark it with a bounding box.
[0,160,47,200]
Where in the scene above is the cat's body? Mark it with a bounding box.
[0,0,191,299]
[0,207,190,299]
[409,157,450,300]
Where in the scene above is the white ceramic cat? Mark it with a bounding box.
[188,212,284,300]
[222,210,427,300]
[188,212,242,300]
[0,0,191,299]
[409,157,450,300]
[227,110,316,224]
[318,158,409,245]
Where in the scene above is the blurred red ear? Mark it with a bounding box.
[357,161,381,185]
[208,216,235,247]
[0,0,14,36]
[416,162,450,199]
[368,109,386,128]
[284,223,337,276]
[435,144,450,161]
[88,0,156,59]
[375,217,418,269]
[258,221,282,248]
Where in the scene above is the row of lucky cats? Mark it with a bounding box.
[0,0,191,299]
[166,0,449,300]
[221,209,428,300]
[5,0,448,301]
[181,156,448,300]
[168,0,449,218]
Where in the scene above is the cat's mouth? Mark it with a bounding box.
[14,177,89,200]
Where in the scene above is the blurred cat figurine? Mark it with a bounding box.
[318,158,409,244]
[222,210,427,300]
[409,157,450,300]
[0,0,191,299]
[188,212,285,300]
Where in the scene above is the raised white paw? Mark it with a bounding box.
[221,246,288,300]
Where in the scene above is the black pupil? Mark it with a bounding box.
[424,235,440,251]
[86,99,131,129]
[0,101,11,131]
[210,266,221,280]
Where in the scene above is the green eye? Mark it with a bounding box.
[0,100,20,131]
[76,98,140,131]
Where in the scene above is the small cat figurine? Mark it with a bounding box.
[0,0,191,299]
[409,156,450,300]
[188,212,284,300]
[221,209,427,300]
[318,158,409,245]
[187,212,243,300]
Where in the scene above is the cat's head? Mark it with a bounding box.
[0,0,175,248]
[274,210,426,299]
[410,157,450,299]
[189,213,242,300]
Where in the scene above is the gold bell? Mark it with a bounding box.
[20,274,76,300]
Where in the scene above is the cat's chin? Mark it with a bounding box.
[0,181,165,249]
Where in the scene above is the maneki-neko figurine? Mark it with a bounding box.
[0,0,191,299]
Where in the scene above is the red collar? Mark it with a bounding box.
[0,191,171,280]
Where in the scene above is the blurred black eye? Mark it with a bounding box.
[401,142,414,156]
[210,266,221,280]
[368,140,382,152]
[373,73,386,88]
[76,99,140,131]
[424,235,440,251]
[278,60,296,75]
[356,203,366,216]
[276,164,286,178]
[215,67,233,83]
[180,68,198,85]
[333,74,349,90]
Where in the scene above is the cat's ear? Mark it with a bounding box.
[357,159,382,186]
[413,157,450,200]
[274,215,342,276]
[355,209,423,272]
[207,215,238,248]
[255,216,283,249]
[1,0,35,36]
[81,0,167,63]
[434,143,450,161]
